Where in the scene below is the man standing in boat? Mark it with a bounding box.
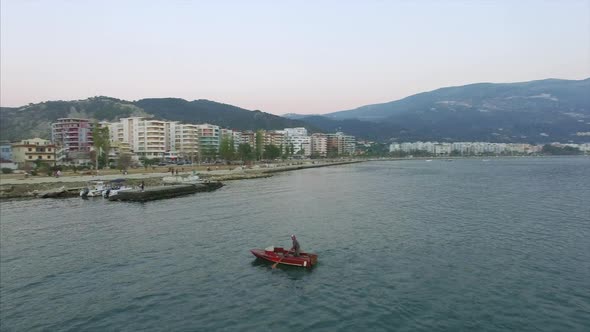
[290,234,300,257]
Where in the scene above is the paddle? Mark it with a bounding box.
[272,249,292,269]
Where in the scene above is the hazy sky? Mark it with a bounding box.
[1,1,589,114]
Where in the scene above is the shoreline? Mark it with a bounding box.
[0,160,363,200]
[3,156,580,200]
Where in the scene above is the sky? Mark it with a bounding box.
[1,0,589,115]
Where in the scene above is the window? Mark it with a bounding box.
[38,156,42,159]
[28,148,32,152]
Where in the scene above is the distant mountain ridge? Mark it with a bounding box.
[0,97,313,141]
[300,78,590,143]
[2,78,588,143]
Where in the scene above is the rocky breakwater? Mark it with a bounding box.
[0,176,170,200]
[108,182,223,202]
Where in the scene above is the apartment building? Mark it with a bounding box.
[264,130,285,148]
[241,131,256,149]
[114,117,167,158]
[197,124,220,155]
[11,138,56,167]
[173,123,200,158]
[220,128,241,151]
[311,133,328,157]
[51,118,94,153]
[0,141,12,161]
[284,127,311,156]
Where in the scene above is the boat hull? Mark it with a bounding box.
[250,247,318,268]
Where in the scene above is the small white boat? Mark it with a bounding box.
[102,179,133,198]
[80,180,106,197]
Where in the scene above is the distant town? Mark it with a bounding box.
[0,117,588,174]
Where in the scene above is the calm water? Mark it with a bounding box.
[1,157,589,331]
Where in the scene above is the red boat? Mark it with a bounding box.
[250,246,318,268]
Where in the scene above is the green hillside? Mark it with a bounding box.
[0,97,312,141]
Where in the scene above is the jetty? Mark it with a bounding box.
[107,182,223,202]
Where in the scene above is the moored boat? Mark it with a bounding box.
[250,246,318,268]
[80,180,106,198]
[102,179,132,198]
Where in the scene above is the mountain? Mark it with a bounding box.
[316,78,590,142]
[282,113,321,120]
[0,97,313,141]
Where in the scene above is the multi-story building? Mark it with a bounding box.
[326,132,355,156]
[264,130,285,148]
[342,134,356,155]
[174,123,200,159]
[11,138,56,167]
[284,127,311,156]
[51,118,94,153]
[113,117,167,158]
[241,131,256,149]
[220,128,241,151]
[0,141,12,161]
[197,124,220,157]
[283,127,308,137]
[311,133,328,157]
[326,133,343,155]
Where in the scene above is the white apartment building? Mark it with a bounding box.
[391,141,542,155]
[173,123,200,158]
[284,127,311,156]
[342,134,356,155]
[111,117,167,158]
[283,127,308,137]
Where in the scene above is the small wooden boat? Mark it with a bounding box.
[250,246,318,268]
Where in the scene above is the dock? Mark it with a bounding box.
[107,182,223,202]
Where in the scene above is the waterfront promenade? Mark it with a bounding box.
[0,160,362,199]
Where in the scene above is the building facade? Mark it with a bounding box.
[284,127,311,156]
[51,118,94,153]
[311,133,328,157]
[0,141,12,161]
[11,138,56,167]
[197,124,220,157]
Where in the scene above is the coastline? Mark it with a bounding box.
[0,160,363,200]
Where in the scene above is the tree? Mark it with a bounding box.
[200,146,217,162]
[327,146,339,158]
[237,143,254,162]
[92,123,110,169]
[219,136,235,161]
[263,144,281,160]
[255,130,264,161]
[140,157,156,169]
[117,153,132,170]
[542,144,581,155]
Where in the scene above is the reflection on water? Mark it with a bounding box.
[1,157,589,331]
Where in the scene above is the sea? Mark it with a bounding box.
[1,157,589,331]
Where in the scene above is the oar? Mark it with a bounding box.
[272,249,292,269]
